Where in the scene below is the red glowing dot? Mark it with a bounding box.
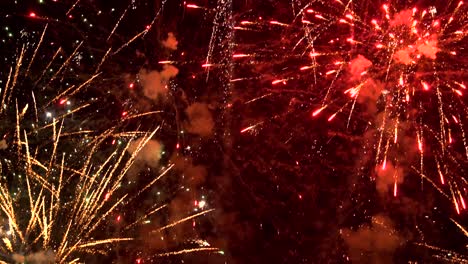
[129,83,134,89]
[136,259,141,264]
[298,194,303,199]
[117,215,121,221]
[121,111,128,117]
[29,12,37,18]
[59,99,67,105]
[421,81,430,91]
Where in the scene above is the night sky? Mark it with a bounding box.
[0,0,467,263]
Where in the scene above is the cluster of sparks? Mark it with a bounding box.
[4,0,464,261]
[0,1,221,263]
[187,0,467,256]
[206,0,467,208]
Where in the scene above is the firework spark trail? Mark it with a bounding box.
[142,0,168,38]
[122,110,164,121]
[66,0,81,16]
[153,209,215,233]
[0,67,13,114]
[33,47,61,86]
[25,25,47,76]
[124,204,168,231]
[113,29,148,56]
[48,41,83,84]
[415,242,468,263]
[201,0,233,82]
[153,247,221,257]
[106,4,131,41]
[106,0,166,55]
[46,73,101,107]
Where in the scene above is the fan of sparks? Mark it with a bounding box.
[221,0,468,213]
[0,25,217,264]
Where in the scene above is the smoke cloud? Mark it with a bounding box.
[127,138,163,168]
[185,103,214,137]
[394,49,413,65]
[162,32,178,50]
[394,36,439,65]
[357,79,384,114]
[389,9,413,27]
[0,139,7,150]
[375,161,404,196]
[142,154,208,250]
[341,214,403,264]
[348,55,372,81]
[12,251,55,264]
[139,65,179,100]
[416,37,439,59]
[171,154,207,187]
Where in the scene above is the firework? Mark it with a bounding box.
[227,0,467,209]
[0,2,220,262]
[185,0,467,261]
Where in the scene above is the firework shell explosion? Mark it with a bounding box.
[0,1,220,263]
[229,1,467,211]
[0,0,467,263]
[193,0,468,261]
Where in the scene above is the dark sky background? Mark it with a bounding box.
[0,0,467,263]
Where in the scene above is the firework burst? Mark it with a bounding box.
[183,0,468,261]
[227,0,467,209]
[0,2,220,262]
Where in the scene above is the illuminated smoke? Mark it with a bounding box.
[185,103,214,137]
[342,214,403,264]
[393,49,414,65]
[162,32,178,50]
[415,36,439,59]
[139,65,179,100]
[127,138,163,168]
[0,139,7,150]
[394,36,439,65]
[357,79,384,114]
[348,55,372,81]
[12,251,55,264]
[171,154,207,187]
[389,9,413,27]
[375,162,404,196]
